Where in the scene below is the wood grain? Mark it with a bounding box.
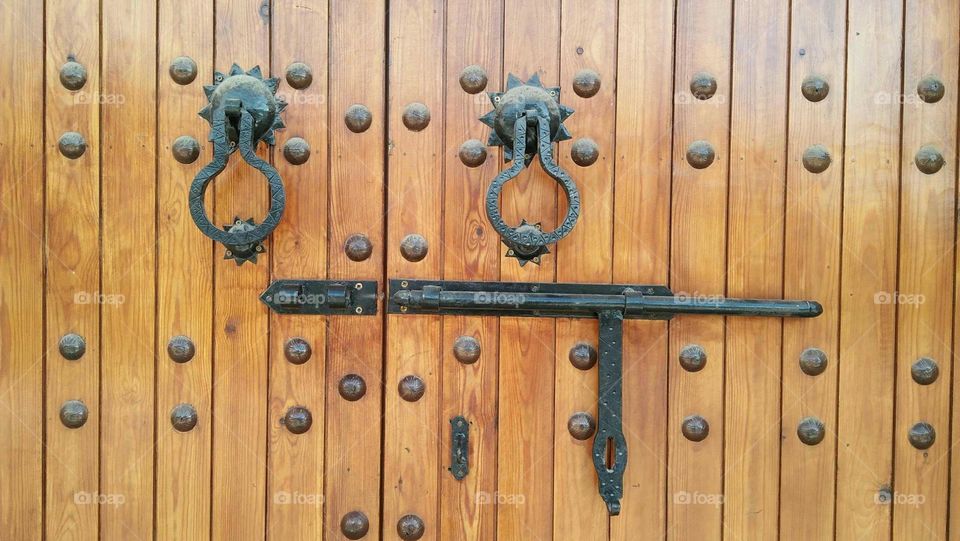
[44,0,101,537]
[553,0,617,538]
[723,1,788,538]
[780,0,847,538]
[0,0,43,538]
[496,1,560,538]
[324,1,385,538]
[610,0,675,538]
[266,0,328,538]
[211,1,270,538]
[156,0,214,538]
[893,0,957,538]
[667,1,733,540]
[439,1,502,540]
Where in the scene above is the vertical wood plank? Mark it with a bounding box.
[44,0,101,537]
[780,0,847,538]
[723,1,788,538]
[211,1,270,538]
[156,0,214,537]
[553,0,617,538]
[384,1,445,539]
[610,0,674,538]
[667,1,732,540]
[99,0,157,536]
[266,1,328,538]
[893,0,957,538]
[496,1,560,539]
[325,0,385,537]
[835,0,902,538]
[439,1,502,540]
[0,0,44,538]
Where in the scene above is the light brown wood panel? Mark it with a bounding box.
[610,0,674,538]
[156,0,214,538]
[553,0,617,538]
[835,0,902,539]
[667,1,732,539]
[99,1,157,536]
[723,1,788,538]
[497,1,560,539]
[211,1,271,538]
[893,0,957,538]
[0,0,43,538]
[780,0,847,538]
[324,0,385,538]
[439,1,502,539]
[266,1,329,538]
[384,2,445,538]
[44,0,101,537]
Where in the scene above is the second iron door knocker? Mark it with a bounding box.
[480,73,581,266]
[189,64,287,265]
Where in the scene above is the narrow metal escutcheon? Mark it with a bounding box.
[449,416,469,481]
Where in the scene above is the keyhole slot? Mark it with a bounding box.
[604,436,616,472]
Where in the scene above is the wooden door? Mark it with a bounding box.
[1,1,958,540]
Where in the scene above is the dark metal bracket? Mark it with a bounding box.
[388,278,822,515]
[260,280,378,316]
[449,416,470,481]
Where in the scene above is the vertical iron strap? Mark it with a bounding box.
[594,310,627,515]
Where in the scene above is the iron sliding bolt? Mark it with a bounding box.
[388,279,822,514]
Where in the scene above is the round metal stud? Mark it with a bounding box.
[396,514,425,541]
[797,416,825,446]
[284,337,312,365]
[459,65,488,94]
[169,56,198,85]
[801,75,829,102]
[917,76,945,104]
[915,145,945,175]
[60,400,89,429]
[689,72,717,100]
[678,344,707,372]
[344,233,373,262]
[402,102,431,131]
[799,347,828,376]
[911,357,939,385]
[59,60,87,91]
[167,335,196,364]
[398,375,426,402]
[285,62,313,90]
[681,415,709,442]
[567,412,596,440]
[58,132,86,159]
[282,137,310,165]
[345,104,373,133]
[802,145,831,174]
[908,422,936,450]
[458,139,487,168]
[171,135,201,164]
[568,342,598,370]
[340,510,370,539]
[399,234,428,262]
[452,335,481,364]
[170,403,198,432]
[572,69,601,98]
[686,140,715,169]
[338,374,367,401]
[59,333,86,361]
[282,406,313,434]
[571,138,599,167]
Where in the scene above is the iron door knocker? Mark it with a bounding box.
[480,73,580,266]
[189,64,287,265]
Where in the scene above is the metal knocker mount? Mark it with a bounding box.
[189,64,287,265]
[480,73,580,266]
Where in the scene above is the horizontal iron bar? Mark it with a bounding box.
[388,279,821,320]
